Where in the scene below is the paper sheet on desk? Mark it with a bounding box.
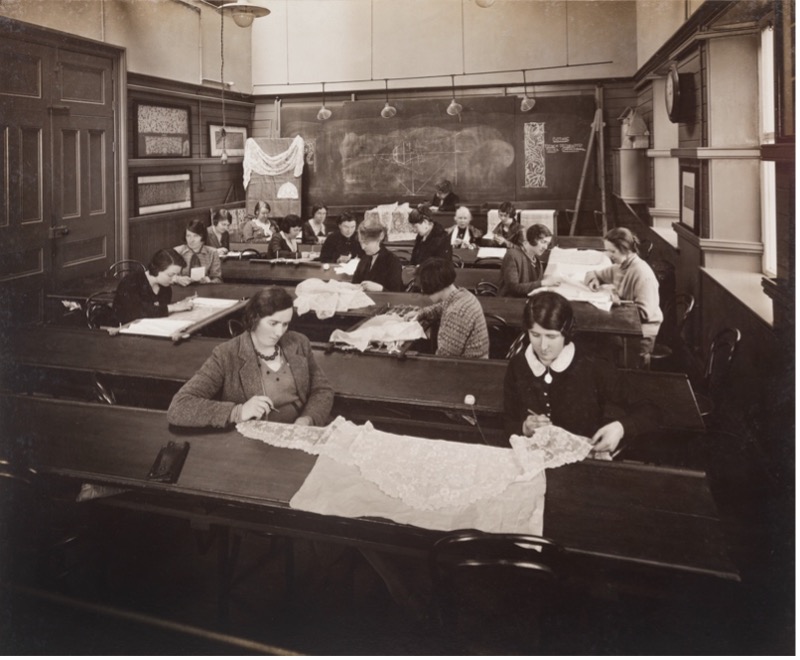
[334,257,360,276]
[293,278,374,319]
[545,247,611,280]
[537,276,614,311]
[190,266,206,282]
[476,247,507,260]
[118,317,194,337]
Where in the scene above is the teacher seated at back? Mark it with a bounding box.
[584,227,663,360]
[409,206,452,265]
[167,286,334,428]
[268,214,304,258]
[351,216,404,292]
[429,179,460,212]
[113,248,195,325]
[173,218,223,286]
[498,223,560,297]
[504,291,659,455]
[446,206,483,249]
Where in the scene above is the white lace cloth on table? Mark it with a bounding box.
[242,136,305,189]
[510,425,595,478]
[293,278,375,320]
[333,257,360,276]
[536,275,615,312]
[328,313,426,352]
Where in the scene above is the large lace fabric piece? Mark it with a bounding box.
[510,425,594,477]
[293,278,375,319]
[237,417,590,512]
[328,314,426,352]
[243,136,305,189]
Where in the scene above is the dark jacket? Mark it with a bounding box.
[352,246,404,292]
[319,231,364,263]
[503,346,660,441]
[268,232,301,259]
[167,331,334,428]
[430,191,460,212]
[410,222,452,266]
[498,245,545,297]
[207,228,230,250]
[301,220,328,245]
[113,268,171,325]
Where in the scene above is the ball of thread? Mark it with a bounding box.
[464,394,476,406]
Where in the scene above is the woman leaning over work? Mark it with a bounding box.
[351,216,404,292]
[584,227,663,361]
[242,201,275,242]
[504,291,659,455]
[167,286,334,428]
[498,223,560,297]
[112,248,195,324]
[173,218,223,285]
[486,201,522,247]
[268,214,304,258]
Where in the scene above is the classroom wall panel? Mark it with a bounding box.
[635,0,687,67]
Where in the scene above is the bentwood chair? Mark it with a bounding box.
[695,327,742,424]
[650,293,695,370]
[475,281,499,297]
[105,260,145,281]
[484,313,517,360]
[429,531,567,652]
[85,291,119,330]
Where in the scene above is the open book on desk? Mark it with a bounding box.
[545,247,611,280]
[536,277,615,311]
[118,298,242,339]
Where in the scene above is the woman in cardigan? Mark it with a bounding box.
[207,209,231,256]
[242,201,275,243]
[584,227,663,360]
[504,291,659,454]
[173,218,222,285]
[167,286,334,428]
[351,216,404,292]
[267,214,304,258]
[498,223,559,297]
[112,248,194,324]
[408,206,452,265]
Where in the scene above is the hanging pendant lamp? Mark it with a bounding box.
[380,79,397,118]
[446,75,462,118]
[219,0,269,28]
[520,69,536,112]
[317,82,332,121]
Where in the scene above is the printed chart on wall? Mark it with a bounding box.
[514,95,596,202]
[281,97,517,206]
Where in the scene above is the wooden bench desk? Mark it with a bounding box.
[0,394,737,583]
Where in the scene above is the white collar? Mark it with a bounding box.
[524,341,575,379]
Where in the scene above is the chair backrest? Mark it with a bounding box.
[506,330,528,359]
[484,313,517,360]
[105,260,145,281]
[430,530,564,634]
[657,292,695,346]
[474,257,504,269]
[228,318,245,337]
[704,327,741,393]
[85,291,119,329]
[475,281,499,297]
[451,252,464,269]
[240,248,261,259]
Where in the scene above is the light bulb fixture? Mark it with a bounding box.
[475,0,496,7]
[316,82,332,121]
[220,0,270,28]
[380,79,397,119]
[446,74,462,118]
[520,69,536,112]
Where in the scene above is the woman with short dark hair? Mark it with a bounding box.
[498,223,558,297]
[409,206,452,265]
[486,201,523,247]
[302,203,329,244]
[113,248,194,324]
[319,211,364,263]
[208,209,231,255]
[351,217,404,292]
[173,218,222,285]
[410,257,489,359]
[504,290,659,454]
[268,214,304,258]
[167,286,333,428]
[243,201,275,243]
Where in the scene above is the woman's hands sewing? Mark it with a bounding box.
[241,395,274,421]
[522,412,551,437]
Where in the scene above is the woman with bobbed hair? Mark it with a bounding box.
[584,227,662,360]
[498,223,559,297]
[173,218,223,285]
[351,216,404,292]
[268,214,304,258]
[504,290,659,455]
[112,248,195,324]
[302,203,329,244]
[242,201,275,243]
[167,286,333,428]
[486,201,523,247]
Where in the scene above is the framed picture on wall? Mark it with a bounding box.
[208,124,248,157]
[679,164,700,233]
[135,173,193,216]
[134,102,191,158]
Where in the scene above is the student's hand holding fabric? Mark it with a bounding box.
[591,420,624,454]
[337,254,352,264]
[240,395,274,421]
[522,412,551,437]
[584,272,601,291]
[360,280,384,292]
[168,298,194,313]
[401,310,420,322]
[216,247,229,257]
[541,274,562,287]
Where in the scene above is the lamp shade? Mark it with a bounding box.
[317,106,332,121]
[475,0,496,7]
[446,99,463,116]
[381,102,397,119]
[520,96,536,112]
[220,0,270,28]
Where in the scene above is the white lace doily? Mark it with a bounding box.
[328,314,426,352]
[510,425,594,476]
[293,278,374,319]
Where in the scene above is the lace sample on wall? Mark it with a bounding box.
[243,135,305,189]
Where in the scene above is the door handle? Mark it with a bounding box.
[49,225,70,238]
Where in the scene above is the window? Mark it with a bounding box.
[758,24,777,277]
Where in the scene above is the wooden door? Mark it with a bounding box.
[50,49,116,287]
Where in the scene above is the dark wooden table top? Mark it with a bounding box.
[5,326,703,429]
[0,394,736,580]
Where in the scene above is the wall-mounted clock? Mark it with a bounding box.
[665,62,692,124]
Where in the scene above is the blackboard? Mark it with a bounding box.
[281,94,595,207]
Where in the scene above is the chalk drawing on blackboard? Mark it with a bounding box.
[524,122,546,188]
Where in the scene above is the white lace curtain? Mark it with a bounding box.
[243,135,305,190]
